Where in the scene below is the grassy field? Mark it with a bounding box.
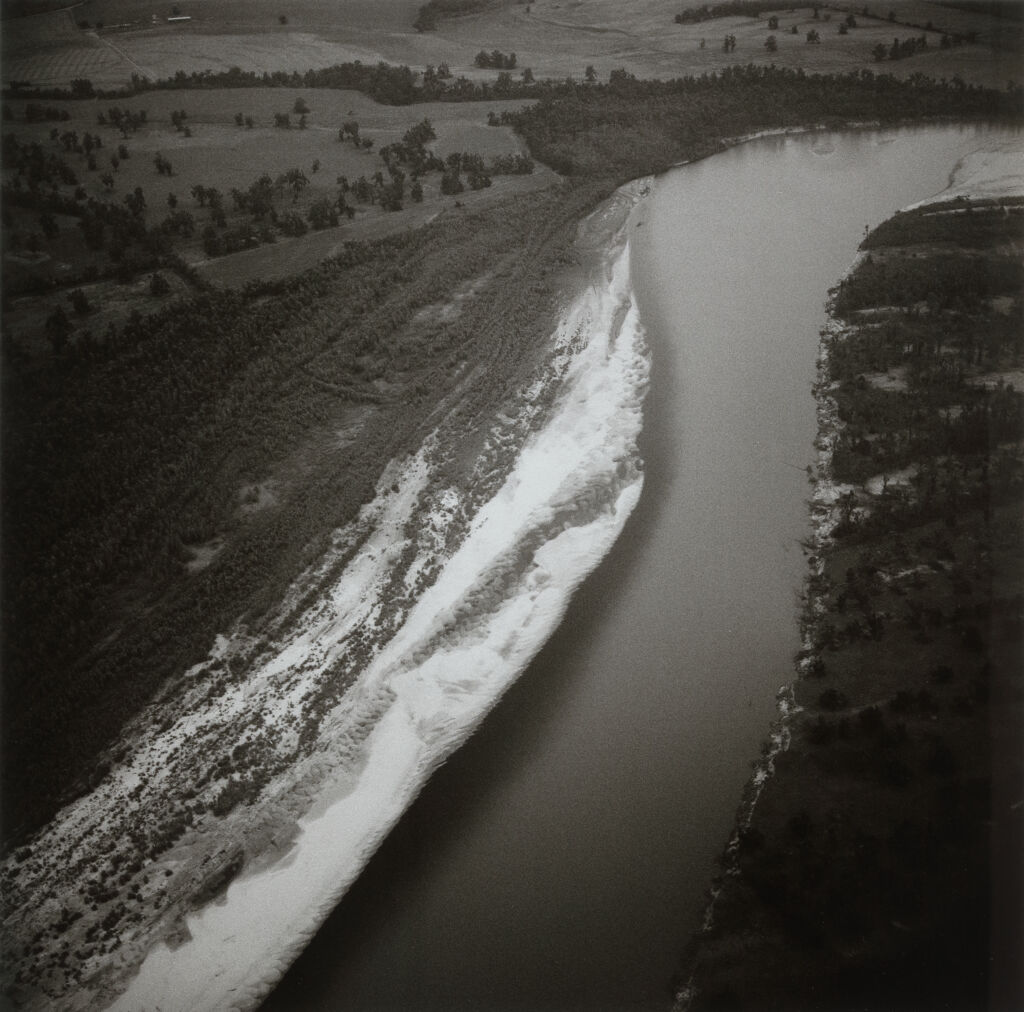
[195,164,556,288]
[3,1,1020,93]
[2,86,548,339]
[4,86,532,193]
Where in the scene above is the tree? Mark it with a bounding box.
[45,306,72,354]
[278,14,287,24]
[414,5,438,31]
[768,15,779,29]
[307,198,338,230]
[234,112,244,126]
[293,97,310,115]
[873,42,888,61]
[68,287,91,315]
[124,187,146,217]
[378,182,403,212]
[766,34,778,52]
[79,215,105,248]
[403,118,435,146]
[162,209,194,236]
[277,167,309,202]
[39,212,59,240]
[278,211,307,236]
[149,272,171,296]
[584,64,597,83]
[440,169,464,195]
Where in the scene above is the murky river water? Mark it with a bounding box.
[262,124,1019,1011]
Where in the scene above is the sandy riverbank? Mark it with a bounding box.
[90,181,652,1011]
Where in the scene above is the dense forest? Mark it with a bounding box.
[678,196,1023,1011]
[508,65,1023,179]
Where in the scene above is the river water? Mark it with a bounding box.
[261,124,1020,1012]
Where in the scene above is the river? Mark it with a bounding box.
[261,124,1021,1011]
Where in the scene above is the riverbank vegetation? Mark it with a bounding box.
[0,178,608,844]
[2,37,1021,848]
[508,64,1021,179]
[677,195,1023,1011]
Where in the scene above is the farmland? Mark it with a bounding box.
[2,85,549,308]
[3,1,1021,94]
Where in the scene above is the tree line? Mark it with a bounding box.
[508,64,1023,179]
[413,0,488,33]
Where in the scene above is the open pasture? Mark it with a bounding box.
[195,163,556,287]
[77,0,422,35]
[4,1,1018,95]
[2,87,549,296]
[5,86,533,194]
[3,0,425,92]
[435,1,1022,88]
[1,8,129,90]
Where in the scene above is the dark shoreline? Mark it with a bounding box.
[676,191,1024,1012]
